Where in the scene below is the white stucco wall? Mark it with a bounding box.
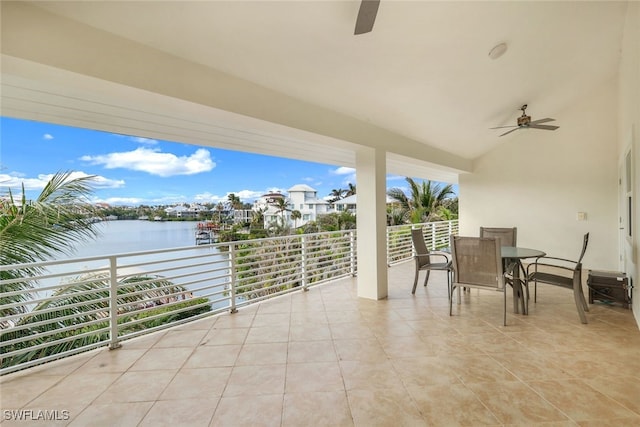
[459,78,620,272]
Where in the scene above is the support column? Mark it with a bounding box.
[356,147,388,299]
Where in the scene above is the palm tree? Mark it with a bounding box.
[387,178,455,224]
[345,183,356,197]
[227,193,243,210]
[1,171,100,320]
[290,210,302,228]
[328,188,345,203]
[269,198,291,223]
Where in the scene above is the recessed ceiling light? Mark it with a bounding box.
[488,42,508,60]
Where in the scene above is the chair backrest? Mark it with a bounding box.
[479,227,517,247]
[577,232,589,265]
[451,235,504,290]
[411,228,433,267]
[411,228,429,255]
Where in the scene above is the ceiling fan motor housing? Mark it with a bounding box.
[517,115,532,127]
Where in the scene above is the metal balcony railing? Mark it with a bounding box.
[0,220,458,375]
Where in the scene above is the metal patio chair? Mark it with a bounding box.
[410,227,452,296]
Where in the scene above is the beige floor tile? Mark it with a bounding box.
[0,375,65,408]
[211,312,255,329]
[139,397,217,427]
[528,379,638,422]
[289,323,332,341]
[252,312,290,327]
[347,388,424,426]
[329,322,375,340]
[391,355,461,388]
[183,344,241,368]
[245,325,290,344]
[489,350,574,382]
[287,340,337,363]
[153,329,208,348]
[441,353,519,384]
[67,401,153,427]
[283,391,353,427]
[28,372,121,407]
[407,383,501,426]
[339,360,405,391]
[223,365,286,397]
[202,327,249,345]
[211,394,282,426]
[333,339,388,363]
[235,342,288,366]
[584,375,640,415]
[159,367,231,400]
[121,331,167,349]
[285,362,344,393]
[467,380,570,424]
[578,417,640,426]
[76,348,147,373]
[98,370,176,403]
[129,347,193,371]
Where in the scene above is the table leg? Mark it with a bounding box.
[508,259,527,315]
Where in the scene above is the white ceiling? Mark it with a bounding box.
[4,1,630,171]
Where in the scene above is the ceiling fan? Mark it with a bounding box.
[354,0,380,35]
[491,104,559,137]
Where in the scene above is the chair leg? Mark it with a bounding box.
[449,284,454,315]
[423,270,431,287]
[412,269,419,294]
[573,286,588,324]
[503,288,507,326]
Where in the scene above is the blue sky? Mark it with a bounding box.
[1,117,456,206]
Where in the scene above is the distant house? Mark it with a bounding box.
[252,185,330,228]
[330,195,397,215]
[287,184,329,225]
[332,194,357,213]
[165,204,206,218]
[253,192,287,227]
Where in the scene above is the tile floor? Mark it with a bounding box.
[2,262,640,426]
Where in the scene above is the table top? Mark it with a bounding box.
[501,246,546,259]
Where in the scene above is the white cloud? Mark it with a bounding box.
[233,190,264,201]
[193,189,264,204]
[43,134,54,140]
[331,167,355,175]
[0,171,124,191]
[80,147,215,177]
[130,136,158,145]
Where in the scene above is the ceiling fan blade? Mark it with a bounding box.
[354,0,380,35]
[529,124,560,131]
[529,118,555,125]
[490,125,518,130]
[499,128,521,137]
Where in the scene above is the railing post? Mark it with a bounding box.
[349,231,356,276]
[386,227,390,266]
[229,244,238,314]
[431,222,437,250]
[108,257,121,350]
[301,235,308,291]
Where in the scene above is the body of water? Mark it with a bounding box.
[63,219,204,258]
[39,220,228,302]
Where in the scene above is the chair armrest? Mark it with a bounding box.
[415,253,450,263]
[526,256,579,275]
